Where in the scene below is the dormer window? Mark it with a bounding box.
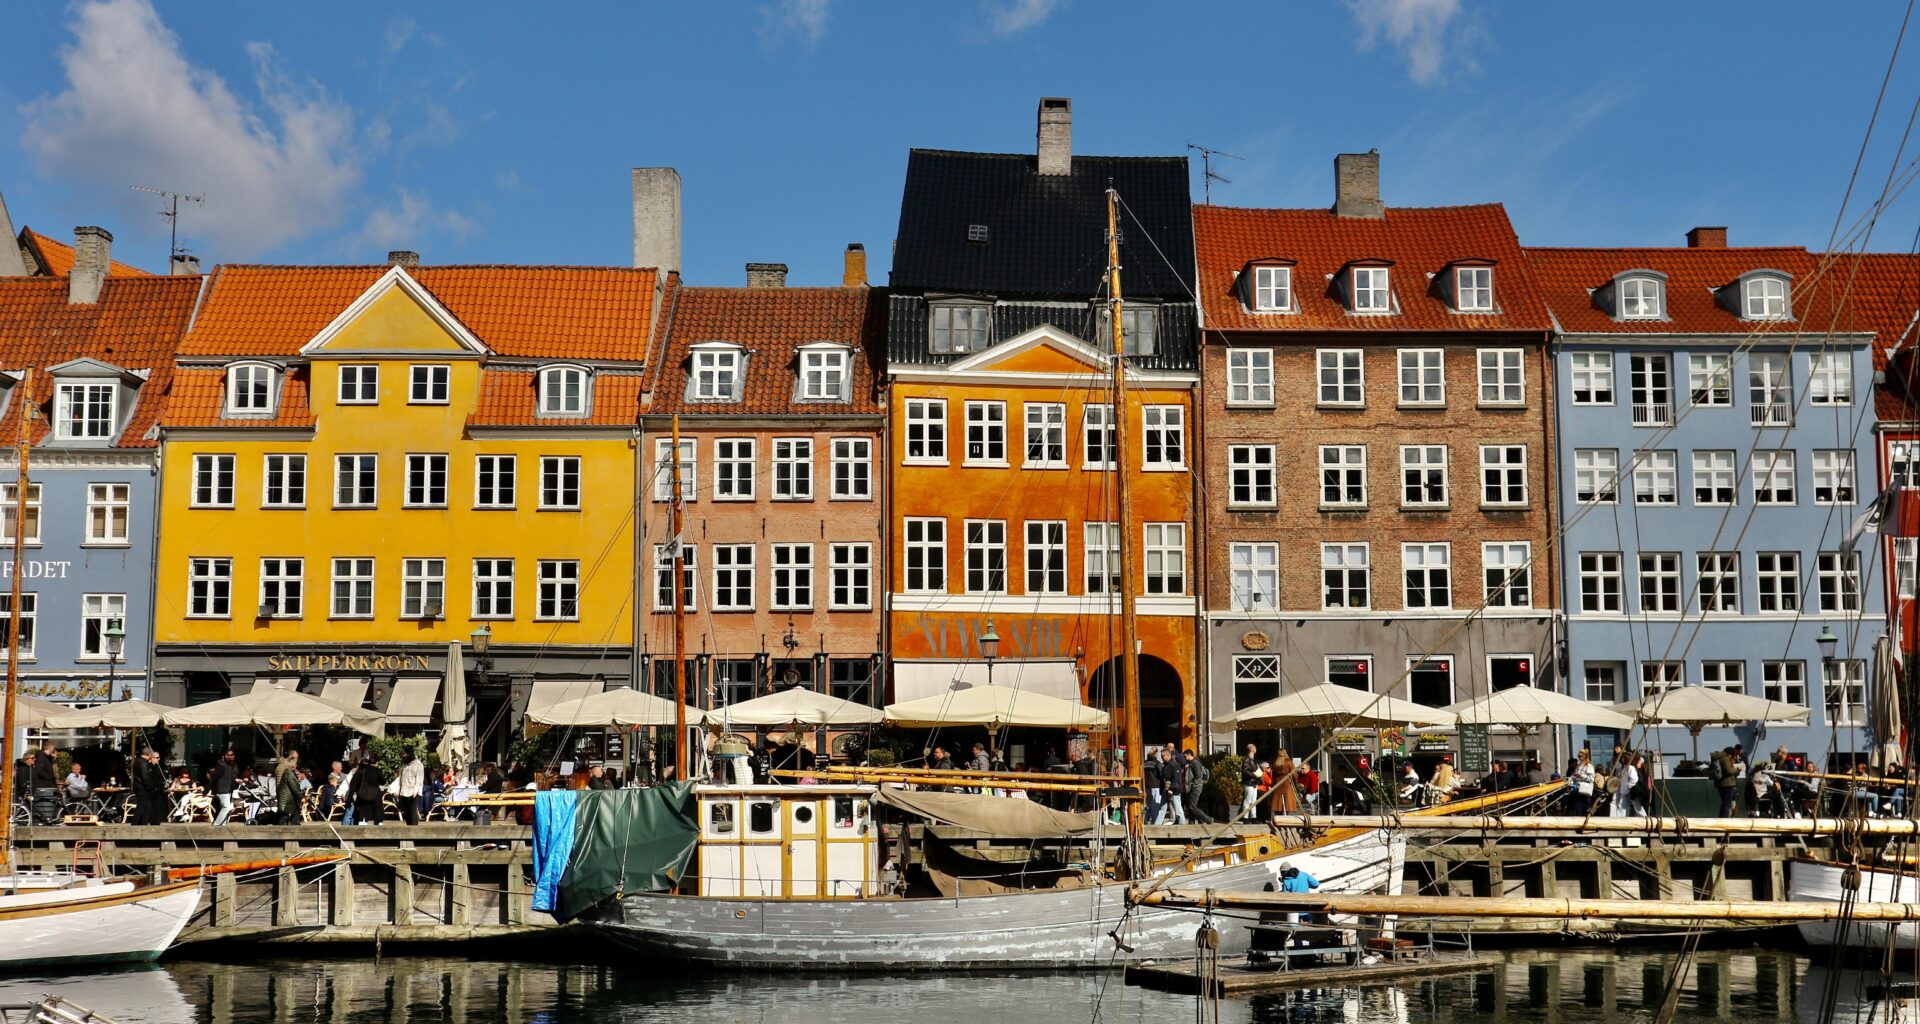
[1454,266,1494,312]
[538,365,591,417]
[691,345,744,402]
[1616,275,1664,320]
[226,363,277,417]
[1097,304,1159,356]
[1350,266,1391,314]
[929,300,992,354]
[53,381,116,439]
[1743,274,1790,320]
[1251,265,1293,312]
[798,346,850,402]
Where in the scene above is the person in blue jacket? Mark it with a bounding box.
[1278,863,1320,932]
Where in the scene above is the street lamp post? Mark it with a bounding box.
[103,619,124,703]
[470,625,491,762]
[1817,626,1841,727]
[979,620,1000,761]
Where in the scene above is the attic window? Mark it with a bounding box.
[1617,275,1664,320]
[1097,304,1160,356]
[538,365,591,417]
[967,224,990,244]
[1351,266,1391,314]
[929,301,992,354]
[1455,266,1494,312]
[1743,274,1790,320]
[691,345,744,402]
[1251,265,1293,313]
[798,346,850,402]
[226,363,277,417]
[53,381,116,440]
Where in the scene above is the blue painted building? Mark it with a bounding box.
[1532,232,1882,769]
[0,226,200,722]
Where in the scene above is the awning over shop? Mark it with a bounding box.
[384,677,441,725]
[891,660,1080,704]
[523,678,608,718]
[320,678,370,710]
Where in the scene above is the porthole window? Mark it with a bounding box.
[794,805,814,825]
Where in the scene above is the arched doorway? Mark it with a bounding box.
[1087,655,1187,750]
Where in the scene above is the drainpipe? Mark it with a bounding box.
[1539,329,1566,752]
[878,379,893,704]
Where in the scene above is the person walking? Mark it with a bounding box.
[210,750,238,827]
[390,749,425,825]
[273,752,303,824]
[1142,747,1167,824]
[1710,747,1739,816]
[1239,744,1262,823]
[1182,749,1214,824]
[1271,750,1301,816]
[1160,747,1187,825]
[132,748,167,825]
[1569,749,1597,816]
[29,744,59,825]
[352,753,386,826]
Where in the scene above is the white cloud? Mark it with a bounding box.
[760,0,831,44]
[355,188,475,252]
[988,0,1065,36]
[384,18,444,55]
[1346,0,1472,86]
[21,0,361,256]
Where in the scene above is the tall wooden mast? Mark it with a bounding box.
[670,413,688,780]
[1105,189,1145,842]
[0,374,30,859]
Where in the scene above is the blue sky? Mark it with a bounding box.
[2,1,1916,284]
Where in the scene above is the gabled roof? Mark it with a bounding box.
[890,150,1194,298]
[648,286,885,416]
[18,228,150,278]
[1820,251,1920,421]
[1193,203,1551,333]
[181,264,661,360]
[1523,245,1843,335]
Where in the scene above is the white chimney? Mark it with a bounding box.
[69,226,111,304]
[170,254,200,276]
[1037,97,1072,177]
[631,167,682,273]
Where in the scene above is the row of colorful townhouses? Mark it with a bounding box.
[0,98,1912,770]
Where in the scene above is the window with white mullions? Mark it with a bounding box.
[537,559,580,620]
[831,438,871,499]
[539,366,589,416]
[1583,664,1621,703]
[1744,276,1790,320]
[905,399,946,463]
[1233,655,1281,712]
[1570,352,1614,405]
[1763,661,1807,711]
[1143,522,1185,596]
[1142,406,1185,468]
[1756,552,1800,612]
[1618,277,1663,319]
[257,560,301,619]
[475,455,517,508]
[331,558,374,618]
[829,544,871,610]
[1629,353,1672,426]
[1825,659,1868,726]
[401,558,446,619]
[1350,266,1391,313]
[1639,553,1681,613]
[55,381,117,438]
[1477,349,1524,405]
[1321,445,1367,506]
[1400,445,1448,507]
[0,594,36,657]
[409,365,450,404]
[1692,450,1736,505]
[652,545,696,612]
[1321,543,1369,610]
[1633,450,1677,505]
[1086,523,1120,594]
[1402,543,1451,609]
[964,401,1006,465]
[1398,349,1444,406]
[224,365,274,416]
[1899,539,1919,599]
[652,439,696,501]
[334,454,377,508]
[1479,444,1527,506]
[1023,403,1066,467]
[1318,349,1364,405]
[1579,552,1622,612]
[1696,552,1740,614]
[80,593,127,654]
[799,349,849,401]
[1483,542,1531,608]
[539,456,582,510]
[187,558,230,618]
[1227,350,1273,406]
[192,455,234,509]
[405,453,449,508]
[712,545,755,611]
[904,518,946,593]
[712,440,754,501]
[771,544,813,610]
[1817,551,1861,612]
[338,365,379,404]
[1024,520,1066,595]
[1641,661,1684,696]
[1809,352,1851,406]
[86,482,131,541]
[1228,445,1276,507]
[1082,405,1114,468]
[770,438,813,501]
[472,559,514,619]
[1749,354,1792,426]
[1688,354,1731,407]
[1573,449,1617,504]
[1701,660,1745,695]
[1231,542,1278,611]
[262,455,306,509]
[1252,266,1292,312]
[1752,450,1795,505]
[1812,450,1855,505]
[692,349,741,401]
[1455,266,1494,311]
[964,520,1007,595]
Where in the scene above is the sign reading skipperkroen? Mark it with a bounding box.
[265,653,435,672]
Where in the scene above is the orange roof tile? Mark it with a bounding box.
[1193,204,1552,334]
[160,367,316,430]
[19,228,151,278]
[181,264,660,360]
[1521,245,1852,336]
[1814,251,1920,422]
[648,286,885,416]
[468,369,645,428]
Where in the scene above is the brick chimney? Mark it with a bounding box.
[1037,97,1072,176]
[0,191,24,277]
[1334,151,1383,219]
[1686,226,1728,249]
[170,253,200,276]
[746,263,788,289]
[842,243,867,287]
[68,226,111,305]
[387,250,420,268]
[631,167,682,273]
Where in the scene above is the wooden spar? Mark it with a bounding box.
[1105,186,1145,868]
[165,853,348,881]
[0,374,28,869]
[810,765,1135,784]
[1254,813,1920,836]
[671,413,686,781]
[768,769,1112,794]
[1775,769,1912,786]
[1129,887,1920,923]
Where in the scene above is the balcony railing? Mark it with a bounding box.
[1751,402,1794,427]
[1631,402,1673,427]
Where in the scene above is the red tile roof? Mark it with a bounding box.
[161,367,317,430]
[468,369,645,428]
[648,286,886,416]
[19,228,151,278]
[1817,251,1920,421]
[181,264,661,360]
[1521,245,1849,336]
[1193,204,1552,334]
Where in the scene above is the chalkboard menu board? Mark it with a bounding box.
[1458,724,1491,773]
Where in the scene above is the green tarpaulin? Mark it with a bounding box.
[542,783,700,923]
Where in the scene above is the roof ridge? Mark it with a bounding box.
[1197,202,1508,214]
[1523,245,1811,254]
[908,147,1186,162]
[216,263,660,273]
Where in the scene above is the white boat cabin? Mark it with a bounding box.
[693,784,880,899]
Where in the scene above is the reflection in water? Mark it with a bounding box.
[1,948,1912,1023]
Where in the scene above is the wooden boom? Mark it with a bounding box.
[166,852,348,881]
[1130,888,1920,922]
[1260,814,1920,836]
[768,769,1110,794]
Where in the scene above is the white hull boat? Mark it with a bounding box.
[1790,858,1920,952]
[0,879,201,970]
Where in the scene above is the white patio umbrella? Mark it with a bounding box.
[1212,683,1456,730]
[883,684,1110,730]
[1614,685,1810,759]
[1872,634,1904,773]
[43,699,172,730]
[719,686,885,727]
[163,682,386,736]
[1449,687,1635,769]
[10,695,76,731]
[527,686,704,728]
[437,640,474,772]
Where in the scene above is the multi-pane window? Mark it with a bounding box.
[1749,354,1792,426]
[55,381,116,438]
[1252,266,1292,311]
[1350,266,1391,312]
[652,439,696,501]
[0,484,39,545]
[1629,354,1672,426]
[692,348,741,401]
[85,483,130,542]
[80,593,127,655]
[1812,450,1855,505]
[192,454,235,508]
[1480,445,1527,506]
[1818,551,1861,612]
[1082,405,1114,468]
[1570,352,1614,405]
[773,439,813,500]
[771,544,813,610]
[1233,655,1282,715]
[1692,450,1737,505]
[829,543,872,609]
[1701,660,1745,695]
[1619,276,1663,319]
[409,364,450,404]
[1085,523,1120,594]
[539,366,589,416]
[1227,349,1274,405]
[0,594,36,658]
[225,366,273,416]
[1825,660,1868,727]
[472,559,514,619]
[1231,542,1279,611]
[1639,553,1681,613]
[1756,552,1801,612]
[1329,657,1372,689]
[1573,449,1618,504]
[188,557,231,618]
[539,456,581,510]
[257,560,301,619]
[713,440,754,501]
[1024,521,1067,595]
[262,455,306,509]
[1477,349,1524,405]
[963,520,1007,594]
[405,453,449,507]
[929,303,990,353]
[1455,266,1493,311]
[1143,523,1186,595]
[401,558,446,619]
[1752,450,1795,505]
[1143,406,1185,468]
[1321,543,1369,610]
[1579,552,1622,612]
[1688,354,1732,407]
[475,455,516,508]
[1810,352,1851,405]
[1484,541,1531,608]
[338,365,378,404]
[1641,661,1684,695]
[905,399,947,463]
[1633,450,1677,505]
[1900,538,1919,600]
[1697,552,1740,613]
[799,349,849,401]
[330,558,374,618]
[903,518,946,593]
[652,544,696,611]
[1321,445,1367,506]
[1744,276,1789,319]
[1103,305,1159,356]
[712,545,755,610]
[537,560,580,620]
[1764,661,1807,712]
[1894,441,1920,487]
[334,454,377,508]
[1229,445,1276,507]
[1400,445,1448,507]
[1398,349,1444,406]
[1402,543,1451,609]
[831,438,871,499]
[1024,403,1067,467]
[1318,349,1364,405]
[1583,665,1621,703]
[964,402,1007,465]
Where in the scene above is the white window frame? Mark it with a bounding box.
[1318,349,1365,406]
[1817,551,1861,612]
[408,364,450,405]
[1583,664,1621,703]
[80,593,128,655]
[1398,348,1445,406]
[829,543,872,610]
[1569,351,1614,405]
[692,347,743,403]
[1752,450,1796,506]
[1641,661,1685,696]
[333,454,378,509]
[1825,659,1868,727]
[84,482,131,544]
[1227,349,1275,406]
[1024,520,1067,596]
[652,439,696,502]
[1697,551,1741,614]
[798,348,850,402]
[1809,352,1852,406]
[540,455,582,510]
[1688,353,1731,407]
[831,437,871,500]
[1692,450,1737,506]
[1632,450,1677,506]
[1579,552,1622,613]
[475,454,517,509]
[1143,522,1186,596]
[0,484,38,546]
[1400,444,1448,508]
[537,559,581,621]
[1479,444,1528,507]
[1082,404,1114,469]
[1573,449,1617,504]
[1321,542,1370,611]
[1749,353,1793,427]
[1701,660,1745,695]
[713,439,755,501]
[404,453,449,509]
[191,455,235,509]
[1252,265,1292,312]
[929,302,991,354]
[224,364,274,417]
[1455,266,1494,312]
[1898,538,1918,600]
[1402,542,1452,610]
[187,557,231,619]
[1618,276,1663,319]
[337,364,379,405]
[1142,405,1186,470]
[262,454,306,510]
[1477,349,1525,406]
[904,398,947,465]
[773,438,814,501]
[0,593,35,659]
[903,518,946,594]
[1744,276,1790,320]
[54,380,117,438]
[963,520,1007,595]
[1812,450,1856,505]
[1639,553,1681,613]
[1629,353,1673,426]
[1350,266,1391,313]
[1763,660,1808,719]
[1085,522,1120,594]
[1756,552,1801,612]
[771,544,814,611]
[1484,541,1532,608]
[1228,445,1276,508]
[1023,402,1067,468]
[330,557,375,619]
[539,365,590,417]
[472,558,514,620]
[1320,444,1368,507]
[652,544,696,612]
[1231,542,1279,611]
[963,401,1007,466]
[401,558,447,620]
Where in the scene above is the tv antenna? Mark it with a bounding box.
[1186,143,1243,204]
[129,186,204,264]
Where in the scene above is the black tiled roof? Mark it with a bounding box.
[886,295,1198,372]
[890,150,1196,298]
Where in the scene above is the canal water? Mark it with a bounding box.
[0,948,1904,1023]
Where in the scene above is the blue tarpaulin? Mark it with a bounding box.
[531,789,578,914]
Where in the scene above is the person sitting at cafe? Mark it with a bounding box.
[1484,760,1516,793]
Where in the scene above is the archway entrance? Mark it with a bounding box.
[1087,654,1187,751]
